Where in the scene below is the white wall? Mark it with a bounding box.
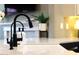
[48,5,54,38]
[48,4,76,38]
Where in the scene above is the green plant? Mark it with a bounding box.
[34,13,49,23]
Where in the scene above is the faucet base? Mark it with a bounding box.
[10,47,13,50]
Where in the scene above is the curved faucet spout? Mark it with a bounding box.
[13,13,33,47]
[14,14,33,28]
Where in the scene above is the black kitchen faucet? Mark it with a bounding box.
[7,13,33,50]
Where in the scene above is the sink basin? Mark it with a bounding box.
[60,41,79,53]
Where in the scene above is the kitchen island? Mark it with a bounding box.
[0,38,79,55]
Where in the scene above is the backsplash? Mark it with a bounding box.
[0,12,39,40]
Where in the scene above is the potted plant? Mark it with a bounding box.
[34,13,49,31]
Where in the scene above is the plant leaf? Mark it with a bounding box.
[33,13,49,23]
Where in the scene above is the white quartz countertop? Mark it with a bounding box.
[0,38,79,55]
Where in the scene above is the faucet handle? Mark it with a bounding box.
[18,28,24,32]
[18,28,21,32]
[22,28,24,31]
